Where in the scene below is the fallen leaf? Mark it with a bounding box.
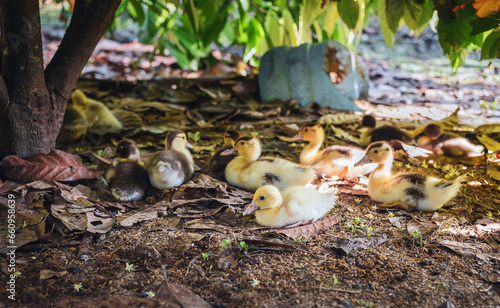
[118,205,169,227]
[218,246,240,270]
[476,134,500,152]
[272,213,342,239]
[438,240,500,261]
[156,282,211,308]
[0,150,102,182]
[318,113,359,125]
[332,234,388,256]
[40,269,67,280]
[0,228,38,253]
[487,163,500,181]
[407,216,438,238]
[243,236,309,252]
[480,271,500,283]
[86,211,116,233]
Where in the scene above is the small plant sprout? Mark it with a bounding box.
[219,237,232,249]
[405,163,412,169]
[333,274,339,286]
[412,230,423,246]
[97,149,104,157]
[115,210,124,217]
[367,227,374,239]
[201,253,210,260]
[189,131,201,143]
[249,277,260,287]
[125,262,134,272]
[445,168,460,179]
[354,198,362,204]
[358,300,374,307]
[293,236,307,243]
[420,160,429,169]
[387,210,394,217]
[14,271,22,278]
[239,241,249,249]
[146,291,155,298]
[250,131,259,137]
[74,283,84,292]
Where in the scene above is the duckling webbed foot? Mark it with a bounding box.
[284,218,317,228]
[379,201,416,211]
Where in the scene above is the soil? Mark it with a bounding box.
[1,14,500,308]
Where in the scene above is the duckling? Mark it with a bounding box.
[291,123,376,179]
[222,137,315,191]
[355,141,467,211]
[71,89,123,134]
[243,185,337,228]
[146,130,194,189]
[359,115,414,146]
[416,123,484,157]
[207,129,242,181]
[105,140,149,201]
[56,107,88,144]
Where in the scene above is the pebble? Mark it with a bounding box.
[420,258,434,266]
[340,300,352,308]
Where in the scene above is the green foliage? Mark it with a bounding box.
[113,0,500,71]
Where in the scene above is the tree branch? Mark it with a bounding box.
[44,0,122,102]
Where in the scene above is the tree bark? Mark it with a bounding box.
[0,0,122,159]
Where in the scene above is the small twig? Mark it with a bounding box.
[101,231,143,258]
[319,286,362,293]
[162,265,168,283]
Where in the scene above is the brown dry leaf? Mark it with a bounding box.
[115,109,143,130]
[473,0,500,17]
[407,216,438,238]
[476,134,500,152]
[243,236,309,252]
[487,163,500,181]
[156,282,211,308]
[118,205,169,227]
[51,204,88,232]
[388,216,407,229]
[480,271,500,283]
[438,240,500,261]
[184,219,231,232]
[332,234,388,256]
[218,246,240,271]
[55,295,176,308]
[318,113,359,125]
[173,206,227,218]
[86,211,116,233]
[39,269,67,280]
[273,213,342,239]
[328,125,360,144]
[0,150,103,182]
[0,228,38,253]
[428,154,485,166]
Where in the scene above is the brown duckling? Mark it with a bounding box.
[355,141,467,211]
[105,140,150,201]
[146,130,194,189]
[207,129,242,181]
[416,123,484,157]
[359,115,414,146]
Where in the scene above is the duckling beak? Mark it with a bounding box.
[243,201,259,215]
[354,154,372,167]
[185,140,194,149]
[221,148,238,156]
[290,132,303,141]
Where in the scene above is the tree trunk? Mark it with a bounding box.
[0,0,122,159]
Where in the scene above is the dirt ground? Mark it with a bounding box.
[1,18,500,308]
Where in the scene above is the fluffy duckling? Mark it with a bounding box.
[359,115,414,146]
[146,130,194,189]
[207,129,242,181]
[291,123,376,179]
[355,142,467,211]
[416,123,484,157]
[56,107,88,144]
[243,185,337,228]
[222,137,315,191]
[105,140,149,201]
[71,89,123,134]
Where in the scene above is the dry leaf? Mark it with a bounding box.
[40,269,67,280]
[273,213,342,239]
[473,0,500,17]
[476,134,500,152]
[118,205,169,227]
[407,217,438,238]
[438,240,500,261]
[86,211,116,233]
[332,234,388,256]
[156,282,211,308]
[0,150,102,182]
[218,247,240,270]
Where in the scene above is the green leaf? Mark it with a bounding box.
[403,0,434,33]
[470,13,500,36]
[338,0,359,29]
[264,10,283,48]
[378,0,403,47]
[322,2,340,38]
[481,31,500,60]
[282,8,299,46]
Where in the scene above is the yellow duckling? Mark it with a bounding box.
[359,115,414,146]
[105,140,149,201]
[222,137,315,191]
[71,89,123,134]
[207,129,242,181]
[56,107,88,144]
[416,123,484,157]
[355,141,467,211]
[291,123,376,179]
[243,185,337,227]
[146,130,194,189]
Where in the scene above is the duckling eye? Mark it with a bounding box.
[304,128,308,132]
[258,196,265,201]
[374,149,379,154]
[240,141,245,145]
